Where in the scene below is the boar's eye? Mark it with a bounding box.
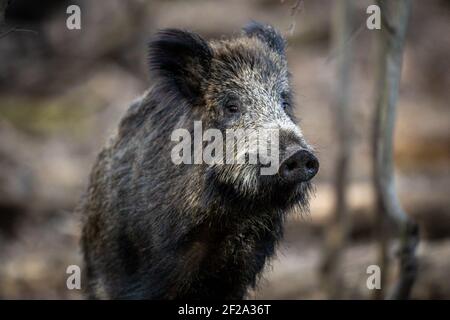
[281,92,291,111]
[222,94,241,117]
[224,98,241,116]
[225,104,239,114]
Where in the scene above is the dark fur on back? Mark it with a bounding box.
[81,22,313,299]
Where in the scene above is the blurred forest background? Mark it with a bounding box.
[0,0,449,299]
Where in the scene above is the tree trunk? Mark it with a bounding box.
[320,0,353,299]
[373,0,419,300]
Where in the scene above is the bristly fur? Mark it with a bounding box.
[81,22,316,300]
[243,21,286,56]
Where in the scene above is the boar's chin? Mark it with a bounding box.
[204,164,313,212]
[207,163,260,197]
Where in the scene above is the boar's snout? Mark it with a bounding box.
[278,149,319,183]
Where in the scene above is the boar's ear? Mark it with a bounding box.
[243,21,286,56]
[148,29,212,101]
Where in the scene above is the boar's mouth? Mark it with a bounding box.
[203,163,314,212]
[259,171,314,209]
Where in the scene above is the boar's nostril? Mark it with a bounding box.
[279,150,319,183]
[286,160,298,171]
[306,158,319,172]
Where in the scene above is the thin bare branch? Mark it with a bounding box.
[287,0,304,36]
[0,1,37,39]
[0,26,38,39]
